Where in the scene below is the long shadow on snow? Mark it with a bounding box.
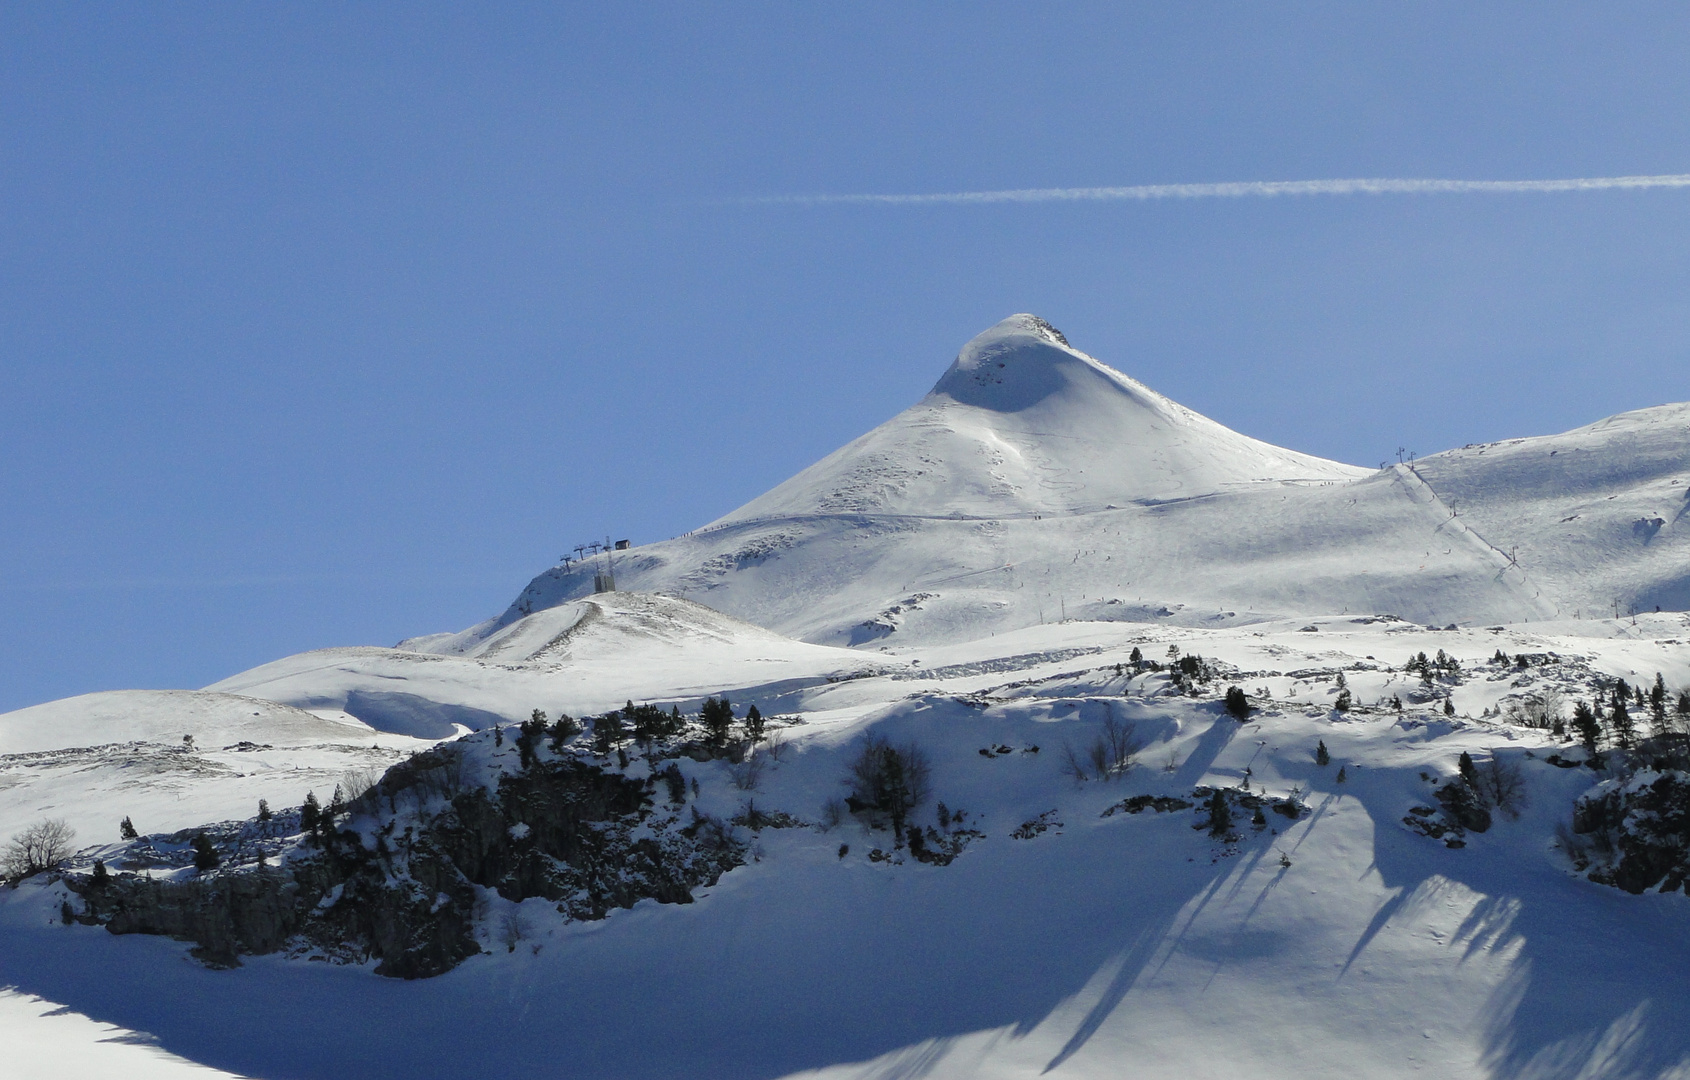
[0,725,1248,1080]
[1332,762,1690,1080]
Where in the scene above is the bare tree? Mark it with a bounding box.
[728,741,767,790]
[341,765,383,804]
[1503,690,1565,730]
[3,819,75,881]
[1472,754,1528,818]
[1062,716,1142,783]
[845,734,932,844]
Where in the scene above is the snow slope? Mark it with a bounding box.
[206,591,887,736]
[0,689,434,864]
[7,614,1690,1079]
[1414,403,1690,619]
[0,689,384,755]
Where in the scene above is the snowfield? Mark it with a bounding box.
[4,316,1690,1079]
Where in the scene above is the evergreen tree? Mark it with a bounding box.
[592,710,625,755]
[548,714,580,751]
[1224,686,1249,720]
[1316,740,1330,766]
[1610,689,1636,750]
[659,763,686,803]
[1679,690,1690,719]
[119,816,138,841]
[1458,751,1478,787]
[517,711,548,769]
[1336,766,1348,783]
[1129,646,1143,668]
[1207,790,1232,837]
[1444,697,1456,717]
[257,799,271,824]
[699,697,734,746]
[191,834,219,873]
[1651,674,1669,735]
[745,704,766,740]
[90,859,109,885]
[300,791,321,834]
[1572,700,1601,755]
[321,786,345,837]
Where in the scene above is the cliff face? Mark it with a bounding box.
[68,735,745,978]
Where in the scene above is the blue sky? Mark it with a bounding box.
[5,4,1690,710]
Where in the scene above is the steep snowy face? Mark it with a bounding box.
[716,315,1366,523]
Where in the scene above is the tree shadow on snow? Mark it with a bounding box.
[0,716,1256,1080]
[1334,767,1690,1080]
[0,813,1242,1080]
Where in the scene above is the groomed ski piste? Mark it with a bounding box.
[4,316,1690,1079]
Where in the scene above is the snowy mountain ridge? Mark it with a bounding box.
[478,316,1683,651]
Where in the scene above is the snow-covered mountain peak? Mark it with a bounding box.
[928,313,1122,413]
[713,316,1367,528]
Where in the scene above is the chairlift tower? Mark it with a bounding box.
[593,533,617,594]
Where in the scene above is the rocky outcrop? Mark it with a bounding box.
[1575,770,1690,894]
[67,735,744,978]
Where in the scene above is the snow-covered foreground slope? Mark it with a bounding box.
[482,316,1684,647]
[7,612,1690,1079]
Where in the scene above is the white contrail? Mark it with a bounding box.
[750,173,1690,206]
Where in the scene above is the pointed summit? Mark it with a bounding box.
[928,314,1087,411]
[713,315,1365,523]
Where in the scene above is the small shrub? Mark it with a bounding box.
[820,797,847,831]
